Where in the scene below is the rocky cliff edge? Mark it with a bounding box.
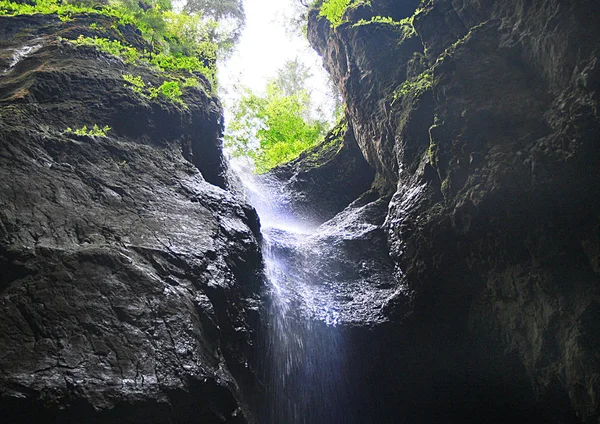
[0,14,262,423]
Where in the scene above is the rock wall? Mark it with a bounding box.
[0,15,261,423]
[308,0,600,422]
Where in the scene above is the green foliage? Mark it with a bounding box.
[182,77,199,87]
[303,118,347,166]
[122,73,145,92]
[319,0,351,27]
[0,0,238,87]
[393,69,434,103]
[65,124,111,136]
[352,15,416,38]
[0,0,136,25]
[182,0,245,51]
[183,0,243,21]
[149,81,183,103]
[397,14,418,38]
[352,16,417,39]
[122,74,184,104]
[225,78,328,173]
[358,15,394,25]
[72,35,140,62]
[72,35,216,86]
[149,51,214,81]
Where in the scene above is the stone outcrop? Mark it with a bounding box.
[0,14,261,423]
[270,118,375,225]
[307,0,600,422]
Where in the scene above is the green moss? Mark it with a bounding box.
[122,73,145,93]
[0,0,136,26]
[353,6,424,34]
[0,0,219,87]
[182,77,199,88]
[441,177,451,194]
[301,118,347,167]
[392,69,434,103]
[149,81,183,103]
[434,21,488,65]
[72,36,216,87]
[427,143,436,167]
[72,35,140,62]
[352,15,416,39]
[122,74,186,105]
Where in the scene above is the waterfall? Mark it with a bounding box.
[231,159,356,423]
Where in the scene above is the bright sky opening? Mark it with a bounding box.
[218,0,336,124]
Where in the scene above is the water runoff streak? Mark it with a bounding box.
[1,40,42,74]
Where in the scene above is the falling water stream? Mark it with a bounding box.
[232,162,345,423]
[231,160,400,423]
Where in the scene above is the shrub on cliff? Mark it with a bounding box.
[318,0,351,27]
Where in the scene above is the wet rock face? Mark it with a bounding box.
[270,119,375,225]
[263,191,397,326]
[0,15,261,423]
[309,0,600,421]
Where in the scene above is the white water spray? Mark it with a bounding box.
[231,158,353,423]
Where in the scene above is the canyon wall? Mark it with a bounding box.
[305,0,600,422]
[0,14,261,423]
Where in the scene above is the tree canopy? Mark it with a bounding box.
[225,59,329,173]
[182,0,245,54]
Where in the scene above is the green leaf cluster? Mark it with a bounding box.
[149,81,182,102]
[123,74,187,104]
[72,36,216,85]
[318,0,351,27]
[225,82,328,174]
[72,35,140,62]
[122,73,145,92]
[65,124,111,136]
[0,0,132,23]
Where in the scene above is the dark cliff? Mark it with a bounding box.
[0,14,261,423]
[305,0,600,422]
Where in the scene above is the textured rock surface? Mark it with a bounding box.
[308,0,600,422]
[0,14,261,423]
[263,189,397,326]
[270,118,375,225]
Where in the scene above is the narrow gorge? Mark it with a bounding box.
[1,0,599,423]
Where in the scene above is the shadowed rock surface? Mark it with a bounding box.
[305,0,600,422]
[0,14,261,423]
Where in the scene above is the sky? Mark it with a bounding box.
[217,0,336,124]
